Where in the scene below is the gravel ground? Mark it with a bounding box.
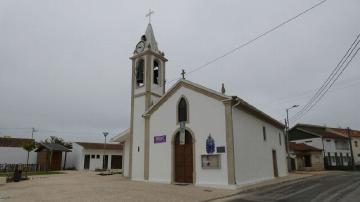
[0,171,236,202]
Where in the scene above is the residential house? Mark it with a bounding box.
[329,128,360,166]
[66,142,123,171]
[289,124,352,169]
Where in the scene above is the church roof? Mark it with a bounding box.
[143,79,285,129]
[110,129,130,143]
[144,23,159,53]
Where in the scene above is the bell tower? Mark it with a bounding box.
[131,23,167,104]
[129,23,167,180]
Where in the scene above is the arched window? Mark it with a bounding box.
[178,97,188,122]
[153,60,159,84]
[136,59,144,87]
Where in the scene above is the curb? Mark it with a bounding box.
[203,174,320,202]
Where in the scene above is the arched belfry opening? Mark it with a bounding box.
[153,60,159,85]
[178,97,188,123]
[174,130,193,183]
[136,59,144,87]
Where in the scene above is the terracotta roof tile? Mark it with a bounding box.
[329,128,360,138]
[290,142,322,151]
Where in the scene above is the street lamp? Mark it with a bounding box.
[103,132,109,171]
[285,105,299,172]
[286,105,299,128]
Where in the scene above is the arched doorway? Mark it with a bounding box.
[174,130,193,183]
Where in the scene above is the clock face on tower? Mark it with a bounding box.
[135,41,145,54]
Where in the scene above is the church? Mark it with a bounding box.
[112,23,288,188]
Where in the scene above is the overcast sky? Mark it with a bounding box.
[0,0,359,142]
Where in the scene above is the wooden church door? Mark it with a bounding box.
[174,131,193,183]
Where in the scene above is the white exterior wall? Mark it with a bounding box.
[132,96,146,180]
[65,143,82,169]
[148,87,229,186]
[123,141,130,177]
[0,147,37,164]
[233,109,287,186]
[293,138,350,156]
[66,143,122,171]
[352,137,360,165]
[323,138,351,166]
[82,149,122,171]
[292,138,323,150]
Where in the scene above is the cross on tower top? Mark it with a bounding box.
[145,9,154,24]
[181,69,186,79]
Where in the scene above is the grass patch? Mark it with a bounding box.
[0,171,64,177]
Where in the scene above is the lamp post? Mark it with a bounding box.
[285,105,299,172]
[103,132,109,171]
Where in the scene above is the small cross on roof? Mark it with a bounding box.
[145,9,154,24]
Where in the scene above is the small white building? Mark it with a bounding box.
[66,142,123,171]
[289,142,324,171]
[112,23,288,188]
[0,137,37,165]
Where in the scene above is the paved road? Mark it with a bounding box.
[223,172,360,202]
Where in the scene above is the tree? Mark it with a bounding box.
[22,141,36,169]
[43,136,72,170]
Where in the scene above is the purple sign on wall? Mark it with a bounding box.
[154,135,166,144]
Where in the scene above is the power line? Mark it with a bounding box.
[291,33,360,121]
[183,0,329,77]
[153,0,329,91]
[291,34,360,121]
[260,77,360,109]
[291,44,360,122]
[293,47,360,122]
[0,127,32,130]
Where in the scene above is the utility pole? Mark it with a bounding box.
[285,118,291,172]
[103,132,109,171]
[285,105,299,172]
[347,127,355,170]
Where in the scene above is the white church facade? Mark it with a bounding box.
[112,23,288,188]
